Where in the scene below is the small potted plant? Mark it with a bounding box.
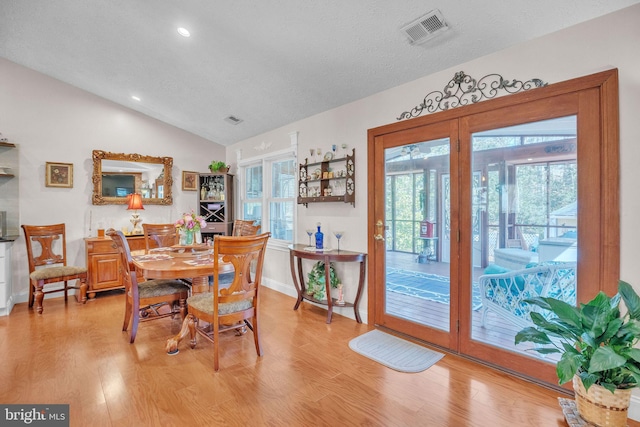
[306,261,339,301]
[515,280,640,426]
[209,161,229,173]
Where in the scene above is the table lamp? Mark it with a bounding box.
[126,193,144,234]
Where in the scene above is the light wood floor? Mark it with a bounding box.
[0,287,609,426]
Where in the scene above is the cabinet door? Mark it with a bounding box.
[90,253,121,290]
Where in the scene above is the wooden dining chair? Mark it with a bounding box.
[232,219,261,236]
[21,223,88,314]
[185,232,270,371]
[107,229,190,343]
[142,223,179,251]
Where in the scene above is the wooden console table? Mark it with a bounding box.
[288,244,366,324]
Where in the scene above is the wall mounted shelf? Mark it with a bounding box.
[298,148,355,207]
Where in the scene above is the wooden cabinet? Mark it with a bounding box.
[84,235,154,298]
[298,148,355,207]
[197,173,234,238]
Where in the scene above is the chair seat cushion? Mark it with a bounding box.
[187,292,252,316]
[30,265,87,281]
[139,279,189,298]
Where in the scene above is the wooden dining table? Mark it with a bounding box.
[130,245,233,353]
[131,246,232,293]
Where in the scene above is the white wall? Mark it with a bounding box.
[227,4,640,326]
[0,58,226,304]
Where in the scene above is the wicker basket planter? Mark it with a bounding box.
[208,166,229,173]
[573,376,632,427]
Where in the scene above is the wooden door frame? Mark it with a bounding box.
[367,69,619,373]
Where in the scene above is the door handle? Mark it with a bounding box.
[374,220,386,241]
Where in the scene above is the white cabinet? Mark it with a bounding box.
[0,241,14,316]
[0,142,19,237]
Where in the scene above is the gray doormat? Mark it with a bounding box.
[349,330,444,373]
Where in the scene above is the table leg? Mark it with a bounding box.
[290,253,304,310]
[352,260,366,323]
[191,276,209,293]
[324,259,333,324]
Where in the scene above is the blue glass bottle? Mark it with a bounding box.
[315,224,324,249]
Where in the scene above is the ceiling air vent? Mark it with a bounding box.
[400,9,449,45]
[224,115,243,125]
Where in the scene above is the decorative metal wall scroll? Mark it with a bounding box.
[397,71,547,120]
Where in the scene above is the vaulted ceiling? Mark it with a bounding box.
[1,1,637,146]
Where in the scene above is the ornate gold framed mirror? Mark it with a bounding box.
[91,150,173,205]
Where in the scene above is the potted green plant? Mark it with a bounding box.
[515,280,640,426]
[209,161,228,173]
[306,261,339,301]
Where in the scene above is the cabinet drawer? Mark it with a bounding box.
[87,238,118,254]
[203,223,230,234]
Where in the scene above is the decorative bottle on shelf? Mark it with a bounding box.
[315,223,324,249]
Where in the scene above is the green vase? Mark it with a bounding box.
[181,229,194,245]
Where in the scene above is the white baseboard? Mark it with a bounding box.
[628,394,640,421]
[0,294,15,316]
[261,277,367,324]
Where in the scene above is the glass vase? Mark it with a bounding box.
[180,229,194,245]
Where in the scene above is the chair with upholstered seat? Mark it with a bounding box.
[142,223,179,251]
[21,224,88,314]
[107,229,190,343]
[186,232,270,371]
[232,219,261,236]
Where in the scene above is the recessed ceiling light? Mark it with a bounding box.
[177,27,191,37]
[131,95,141,101]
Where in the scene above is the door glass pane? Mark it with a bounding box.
[470,116,578,358]
[384,139,451,332]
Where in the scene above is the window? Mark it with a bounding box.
[239,148,296,246]
[243,165,263,223]
[269,159,296,241]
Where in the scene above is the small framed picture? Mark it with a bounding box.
[45,162,73,188]
[182,171,198,191]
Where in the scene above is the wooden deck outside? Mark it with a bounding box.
[385,251,542,357]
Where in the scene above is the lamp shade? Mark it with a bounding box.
[126,193,144,210]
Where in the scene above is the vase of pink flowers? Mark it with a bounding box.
[175,210,207,245]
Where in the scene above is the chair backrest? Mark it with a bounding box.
[106,228,137,294]
[232,219,261,236]
[213,232,270,308]
[142,223,178,251]
[21,224,68,274]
